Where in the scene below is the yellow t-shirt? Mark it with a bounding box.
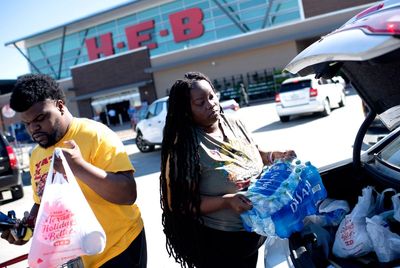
[30,117,144,267]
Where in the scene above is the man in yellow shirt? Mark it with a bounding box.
[2,74,147,267]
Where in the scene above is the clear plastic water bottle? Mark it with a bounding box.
[271,176,317,238]
[241,204,276,237]
[242,159,327,238]
[253,161,292,197]
[301,161,327,206]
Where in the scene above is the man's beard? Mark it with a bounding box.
[38,121,63,149]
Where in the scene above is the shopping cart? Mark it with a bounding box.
[0,210,83,268]
[0,254,83,268]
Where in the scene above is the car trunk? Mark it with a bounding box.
[287,48,400,268]
[289,161,400,267]
[300,49,400,131]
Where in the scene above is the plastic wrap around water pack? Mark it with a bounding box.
[241,159,327,238]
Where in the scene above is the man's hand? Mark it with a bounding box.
[53,140,85,174]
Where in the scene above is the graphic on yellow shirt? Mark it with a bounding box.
[32,155,52,197]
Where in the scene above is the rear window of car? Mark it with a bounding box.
[379,135,400,168]
[280,80,311,93]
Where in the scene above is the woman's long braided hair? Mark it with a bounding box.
[160,72,218,268]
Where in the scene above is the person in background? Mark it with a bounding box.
[239,82,249,107]
[1,74,147,268]
[160,71,295,268]
[128,106,138,129]
[107,108,117,126]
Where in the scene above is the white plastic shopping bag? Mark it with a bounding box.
[264,236,294,268]
[332,186,376,258]
[28,148,106,268]
[366,193,400,262]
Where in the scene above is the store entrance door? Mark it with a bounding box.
[105,100,130,126]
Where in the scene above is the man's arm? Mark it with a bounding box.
[54,140,137,205]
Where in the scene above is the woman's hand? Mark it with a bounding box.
[259,149,297,165]
[272,150,297,162]
[222,193,253,213]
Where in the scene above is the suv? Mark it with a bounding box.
[135,96,240,152]
[135,97,168,153]
[275,75,346,122]
[0,133,23,202]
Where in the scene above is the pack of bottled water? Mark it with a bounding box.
[241,159,327,238]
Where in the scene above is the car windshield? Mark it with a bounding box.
[379,135,400,168]
[280,80,311,93]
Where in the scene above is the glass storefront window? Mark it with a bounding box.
[43,38,62,57]
[118,14,137,28]
[137,7,161,21]
[160,1,183,13]
[64,33,81,51]
[28,46,42,61]
[215,25,242,39]
[31,59,47,68]
[25,0,301,79]
[272,10,300,25]
[189,30,215,45]
[214,16,234,28]
[240,7,266,21]
[185,1,210,11]
[97,21,117,35]
[239,0,266,10]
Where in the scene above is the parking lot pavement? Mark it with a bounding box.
[112,123,136,141]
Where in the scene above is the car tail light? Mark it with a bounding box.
[339,8,400,35]
[6,145,18,169]
[310,88,318,97]
[275,93,281,102]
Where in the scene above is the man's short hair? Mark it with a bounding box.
[10,74,66,112]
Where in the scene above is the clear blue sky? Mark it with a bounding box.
[0,0,131,79]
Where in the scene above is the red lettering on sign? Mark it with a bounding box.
[125,20,157,50]
[169,8,204,43]
[85,33,114,61]
[85,8,206,61]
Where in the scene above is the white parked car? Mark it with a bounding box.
[135,96,240,152]
[275,75,346,122]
